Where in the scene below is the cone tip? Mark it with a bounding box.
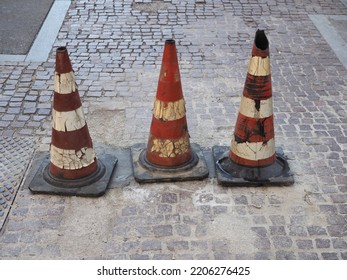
[55,46,72,74]
[165,39,176,45]
[255,29,269,51]
[57,46,67,53]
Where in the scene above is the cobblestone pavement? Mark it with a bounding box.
[0,0,346,259]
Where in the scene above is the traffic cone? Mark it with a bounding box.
[50,46,97,179]
[131,39,208,183]
[28,47,117,196]
[213,30,294,186]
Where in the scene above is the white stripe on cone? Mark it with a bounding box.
[50,145,96,170]
[231,137,275,161]
[54,72,77,94]
[52,107,86,132]
[248,56,270,76]
[152,98,186,121]
[150,135,190,158]
[239,96,273,119]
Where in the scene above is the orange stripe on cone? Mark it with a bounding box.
[49,47,97,179]
[50,161,98,180]
[51,125,93,151]
[234,114,274,143]
[53,91,82,112]
[145,39,193,167]
[230,30,276,168]
[243,74,272,100]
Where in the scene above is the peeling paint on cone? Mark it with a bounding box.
[50,47,97,179]
[145,39,193,167]
[213,29,293,186]
[230,30,276,168]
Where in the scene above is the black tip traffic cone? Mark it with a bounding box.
[213,30,294,186]
[28,47,117,196]
[131,39,208,183]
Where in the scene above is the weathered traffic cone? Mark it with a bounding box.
[50,47,97,179]
[28,47,117,196]
[213,30,294,186]
[131,39,208,183]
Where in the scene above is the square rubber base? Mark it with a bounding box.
[212,145,294,187]
[28,153,117,197]
[131,143,209,183]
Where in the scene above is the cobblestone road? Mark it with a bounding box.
[0,0,346,259]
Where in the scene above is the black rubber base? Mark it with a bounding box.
[213,146,294,186]
[28,153,117,197]
[131,143,209,183]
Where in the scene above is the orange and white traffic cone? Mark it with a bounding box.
[213,30,294,186]
[28,47,117,196]
[50,46,98,179]
[131,39,208,183]
[146,39,193,167]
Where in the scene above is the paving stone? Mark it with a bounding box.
[327,225,347,237]
[269,215,286,226]
[296,239,314,250]
[288,225,308,237]
[275,251,296,260]
[122,241,140,253]
[270,226,287,236]
[167,240,189,251]
[327,214,347,225]
[141,240,162,251]
[157,204,172,214]
[321,252,339,260]
[272,236,293,249]
[307,225,328,236]
[122,206,137,216]
[298,252,319,260]
[175,224,191,237]
[153,225,173,237]
[161,193,178,204]
[251,227,268,237]
[130,254,150,260]
[315,238,331,249]
[153,253,173,260]
[332,238,347,249]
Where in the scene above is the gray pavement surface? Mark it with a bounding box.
[0,0,54,54]
[0,0,346,260]
[0,137,36,230]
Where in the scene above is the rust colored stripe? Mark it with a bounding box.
[160,40,179,81]
[149,117,189,139]
[155,79,183,102]
[53,91,82,112]
[251,46,269,58]
[230,152,276,167]
[243,73,272,100]
[49,160,98,179]
[234,114,274,143]
[155,39,184,103]
[51,125,93,150]
[55,47,73,74]
[146,149,193,167]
